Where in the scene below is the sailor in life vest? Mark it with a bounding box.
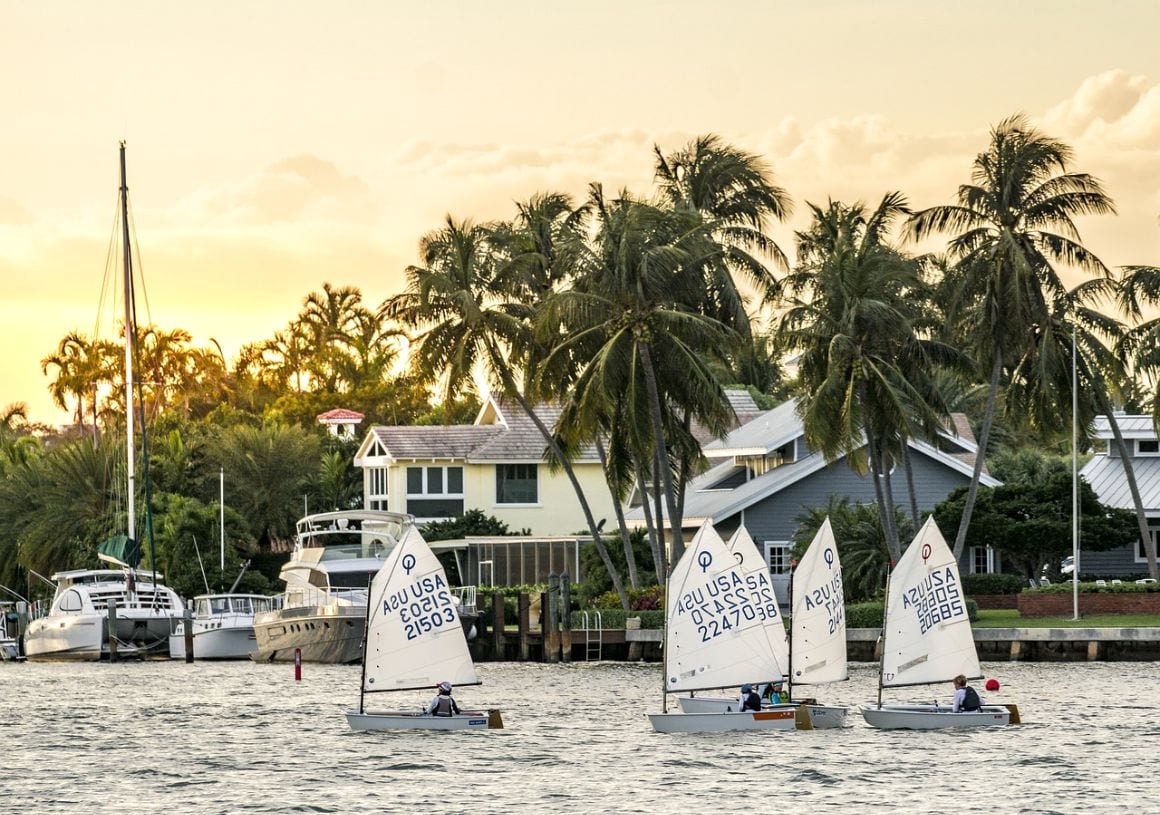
[951,674,983,712]
[738,683,762,712]
[425,681,462,717]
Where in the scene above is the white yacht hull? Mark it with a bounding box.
[676,696,847,728]
[252,604,365,664]
[24,614,133,661]
[860,703,1011,729]
[345,709,504,731]
[648,706,817,733]
[169,626,257,660]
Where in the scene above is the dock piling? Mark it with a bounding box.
[491,590,505,659]
[183,604,194,663]
[106,600,118,662]
[560,573,572,664]
[518,593,530,662]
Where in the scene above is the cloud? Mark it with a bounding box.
[0,195,33,225]
[171,154,373,226]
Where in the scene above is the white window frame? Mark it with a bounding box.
[1136,439,1160,457]
[494,463,540,506]
[969,545,994,574]
[366,466,389,511]
[763,540,791,575]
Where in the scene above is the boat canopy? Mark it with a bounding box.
[97,534,141,569]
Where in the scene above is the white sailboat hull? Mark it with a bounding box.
[648,707,805,733]
[860,703,1011,729]
[24,614,137,661]
[345,709,503,731]
[675,696,847,728]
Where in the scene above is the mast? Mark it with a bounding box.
[358,574,374,715]
[1071,325,1079,620]
[875,560,895,709]
[220,467,226,572]
[786,557,796,703]
[119,142,135,541]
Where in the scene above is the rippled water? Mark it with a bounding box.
[1,659,1156,814]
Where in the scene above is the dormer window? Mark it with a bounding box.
[1137,440,1160,456]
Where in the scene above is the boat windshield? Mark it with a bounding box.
[328,570,381,589]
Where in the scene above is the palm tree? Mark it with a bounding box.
[42,332,113,438]
[385,214,634,609]
[908,114,1116,558]
[298,283,367,391]
[777,193,944,560]
[540,187,735,565]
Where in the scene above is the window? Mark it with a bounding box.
[496,463,538,504]
[367,467,388,511]
[1137,440,1160,456]
[60,589,83,612]
[1139,531,1159,564]
[405,465,464,518]
[970,545,994,574]
[764,541,790,575]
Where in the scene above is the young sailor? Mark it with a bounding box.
[951,674,983,712]
[425,681,462,717]
[738,683,762,712]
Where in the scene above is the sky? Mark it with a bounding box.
[3,1,1160,424]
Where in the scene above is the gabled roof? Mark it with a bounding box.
[470,401,599,463]
[1080,452,1160,512]
[317,408,365,422]
[627,401,1000,525]
[359,424,502,462]
[1090,414,1158,440]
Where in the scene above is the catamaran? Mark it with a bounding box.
[861,517,1018,729]
[24,144,184,661]
[345,525,502,731]
[648,522,815,733]
[675,521,847,728]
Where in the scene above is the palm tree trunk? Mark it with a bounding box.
[636,460,664,579]
[865,431,901,561]
[501,372,631,610]
[675,409,693,529]
[596,437,640,588]
[953,348,1002,559]
[638,341,685,562]
[1101,401,1159,580]
[652,452,668,577]
[902,443,921,524]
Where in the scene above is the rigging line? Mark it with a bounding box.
[95,191,122,342]
[126,197,153,327]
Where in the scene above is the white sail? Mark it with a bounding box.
[881,517,980,688]
[725,526,790,675]
[790,518,847,685]
[666,523,785,693]
[363,525,478,692]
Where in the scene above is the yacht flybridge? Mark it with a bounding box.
[253,510,475,664]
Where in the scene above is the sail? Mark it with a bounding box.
[790,518,848,684]
[97,534,141,569]
[665,522,785,693]
[725,526,790,675]
[881,517,980,688]
[362,525,479,692]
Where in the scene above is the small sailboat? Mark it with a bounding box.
[648,522,814,733]
[861,517,1017,729]
[344,525,502,731]
[675,521,848,728]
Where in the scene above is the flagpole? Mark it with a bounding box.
[1072,326,1079,621]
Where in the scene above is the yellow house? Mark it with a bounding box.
[353,396,618,536]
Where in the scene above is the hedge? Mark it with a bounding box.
[845,598,979,627]
[571,609,665,629]
[1026,580,1159,595]
[961,573,1027,595]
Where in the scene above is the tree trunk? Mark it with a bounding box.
[504,377,630,611]
[953,348,1002,559]
[674,409,693,531]
[902,443,920,524]
[636,460,664,579]
[653,448,668,578]
[1102,403,1159,580]
[596,437,640,588]
[865,431,901,561]
[638,341,685,563]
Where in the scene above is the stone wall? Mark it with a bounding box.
[1018,591,1160,617]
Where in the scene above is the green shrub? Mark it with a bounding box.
[590,585,664,611]
[962,573,1027,595]
[845,598,979,627]
[1027,580,1159,594]
[571,609,664,629]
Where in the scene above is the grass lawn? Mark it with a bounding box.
[975,609,1160,628]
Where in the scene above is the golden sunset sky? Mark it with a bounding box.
[3,1,1160,423]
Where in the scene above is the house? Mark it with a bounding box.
[317,408,365,439]
[353,396,617,537]
[628,399,1002,602]
[1078,414,1160,577]
[353,390,766,587]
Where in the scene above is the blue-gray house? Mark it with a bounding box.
[1079,414,1160,577]
[629,399,1002,602]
